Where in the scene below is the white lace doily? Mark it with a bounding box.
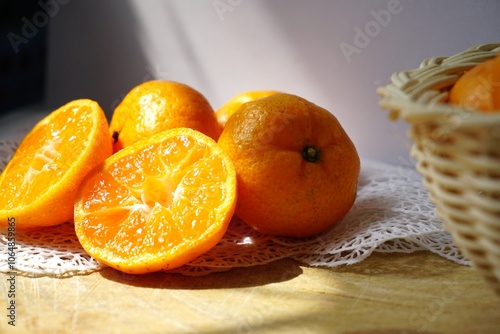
[1,139,469,277]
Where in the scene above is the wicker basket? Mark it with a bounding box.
[377,43,500,295]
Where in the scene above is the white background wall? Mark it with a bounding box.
[45,0,500,165]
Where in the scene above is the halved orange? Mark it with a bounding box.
[0,99,112,229]
[74,128,237,274]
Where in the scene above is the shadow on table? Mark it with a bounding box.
[343,330,442,334]
[99,258,303,289]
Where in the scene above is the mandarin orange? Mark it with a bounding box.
[217,93,360,238]
[74,128,237,274]
[0,99,112,229]
[449,51,500,112]
[449,58,495,111]
[215,90,280,128]
[109,80,221,152]
[492,51,500,109]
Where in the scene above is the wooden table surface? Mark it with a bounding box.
[1,251,499,334]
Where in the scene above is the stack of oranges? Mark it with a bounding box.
[0,80,360,274]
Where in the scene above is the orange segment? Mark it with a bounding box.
[0,99,112,229]
[74,128,237,274]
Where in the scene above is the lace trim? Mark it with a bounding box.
[1,136,468,276]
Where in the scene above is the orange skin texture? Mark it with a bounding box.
[110,80,221,152]
[215,90,281,128]
[492,51,500,109]
[0,99,112,229]
[449,51,500,112]
[218,93,360,238]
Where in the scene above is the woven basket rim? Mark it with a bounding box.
[377,43,500,126]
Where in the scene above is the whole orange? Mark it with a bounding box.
[217,93,360,238]
[449,59,495,111]
[215,90,280,128]
[109,80,221,152]
[449,50,500,112]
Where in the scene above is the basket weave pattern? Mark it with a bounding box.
[378,43,500,295]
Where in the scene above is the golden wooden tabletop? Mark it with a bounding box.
[1,251,499,334]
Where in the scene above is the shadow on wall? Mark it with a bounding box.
[45,0,152,118]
